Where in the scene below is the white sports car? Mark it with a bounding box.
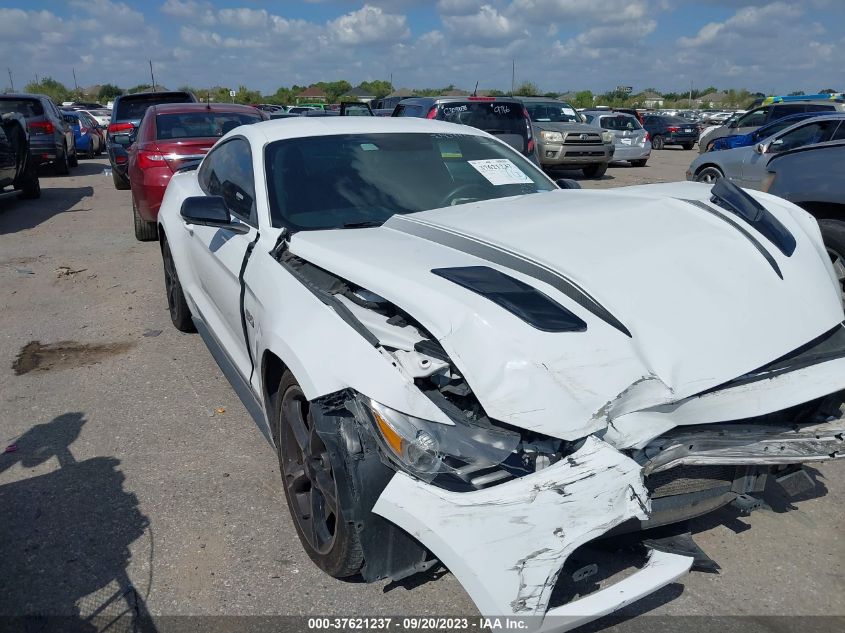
[157,117,845,631]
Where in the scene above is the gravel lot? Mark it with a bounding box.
[1,149,842,632]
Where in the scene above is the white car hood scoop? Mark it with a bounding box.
[289,184,844,439]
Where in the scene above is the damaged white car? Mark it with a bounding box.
[156,117,845,631]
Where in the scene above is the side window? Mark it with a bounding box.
[397,105,422,117]
[770,120,839,153]
[736,107,769,127]
[393,105,405,116]
[198,138,257,225]
[803,104,835,113]
[832,123,845,141]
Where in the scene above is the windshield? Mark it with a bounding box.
[434,102,530,154]
[0,99,44,117]
[115,93,193,121]
[599,115,642,131]
[155,112,262,139]
[265,133,554,231]
[524,102,580,123]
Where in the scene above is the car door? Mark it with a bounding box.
[742,119,839,187]
[188,137,258,378]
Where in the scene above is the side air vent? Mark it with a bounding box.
[431,266,587,333]
[710,177,796,257]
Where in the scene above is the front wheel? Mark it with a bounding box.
[819,220,845,302]
[651,135,664,150]
[631,159,647,167]
[274,371,363,578]
[161,238,195,332]
[582,163,608,179]
[695,166,723,184]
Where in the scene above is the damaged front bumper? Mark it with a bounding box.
[373,420,845,632]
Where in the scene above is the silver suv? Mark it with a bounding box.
[515,97,613,178]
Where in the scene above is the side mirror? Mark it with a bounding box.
[728,120,738,129]
[555,178,581,190]
[180,196,250,234]
[753,142,767,154]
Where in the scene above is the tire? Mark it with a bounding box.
[87,139,96,159]
[133,195,157,242]
[651,135,664,150]
[273,370,364,578]
[68,146,78,168]
[161,238,195,332]
[112,169,130,190]
[17,163,40,199]
[631,159,648,167]
[819,220,845,302]
[695,166,723,184]
[54,145,70,175]
[682,142,695,150]
[582,163,608,179]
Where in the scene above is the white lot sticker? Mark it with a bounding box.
[468,159,532,185]
[621,138,632,145]
[562,107,576,116]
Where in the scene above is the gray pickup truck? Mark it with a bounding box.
[515,97,614,178]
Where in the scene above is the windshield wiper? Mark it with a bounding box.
[341,220,384,229]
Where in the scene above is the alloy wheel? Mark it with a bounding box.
[280,386,339,555]
[163,244,179,319]
[695,167,723,184]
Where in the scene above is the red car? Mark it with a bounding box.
[127,103,267,241]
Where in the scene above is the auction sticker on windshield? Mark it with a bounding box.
[468,159,532,185]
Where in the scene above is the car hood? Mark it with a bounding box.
[287,182,844,440]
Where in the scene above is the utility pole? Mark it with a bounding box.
[689,80,693,109]
[511,59,515,95]
[6,67,12,92]
[72,67,79,95]
[389,72,393,88]
[149,60,156,92]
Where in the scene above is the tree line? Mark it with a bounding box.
[11,77,840,110]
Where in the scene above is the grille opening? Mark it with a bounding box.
[547,539,650,608]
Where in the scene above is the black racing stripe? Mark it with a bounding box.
[680,199,783,279]
[385,215,632,337]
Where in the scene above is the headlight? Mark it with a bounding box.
[350,395,520,483]
[601,131,614,144]
[540,130,564,143]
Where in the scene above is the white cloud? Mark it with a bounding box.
[327,4,411,45]
[442,5,524,45]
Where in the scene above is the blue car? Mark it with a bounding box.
[61,110,104,158]
[708,112,823,151]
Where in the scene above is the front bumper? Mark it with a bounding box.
[537,141,612,168]
[373,414,845,632]
[374,436,692,630]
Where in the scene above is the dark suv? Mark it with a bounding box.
[0,94,77,174]
[641,115,699,150]
[392,96,538,163]
[108,91,196,190]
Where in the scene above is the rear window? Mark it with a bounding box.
[600,115,642,131]
[0,99,44,117]
[435,102,529,153]
[523,102,580,123]
[62,113,79,124]
[155,112,262,139]
[115,93,193,121]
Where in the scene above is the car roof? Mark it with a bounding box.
[151,102,261,115]
[398,96,524,105]
[116,91,194,101]
[235,116,489,146]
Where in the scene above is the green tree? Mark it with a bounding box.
[359,80,393,98]
[542,91,559,99]
[98,83,123,101]
[571,90,594,108]
[819,88,839,94]
[126,84,152,94]
[485,89,505,97]
[514,81,540,96]
[315,80,352,103]
[788,90,805,96]
[234,85,261,104]
[23,77,70,103]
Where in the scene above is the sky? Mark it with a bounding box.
[1,0,843,96]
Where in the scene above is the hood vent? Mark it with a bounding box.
[709,177,796,257]
[432,266,588,333]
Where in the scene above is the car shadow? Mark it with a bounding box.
[0,186,94,235]
[68,161,111,177]
[0,412,157,632]
[544,167,616,182]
